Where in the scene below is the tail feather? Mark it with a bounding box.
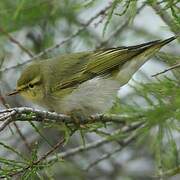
[160,36,177,46]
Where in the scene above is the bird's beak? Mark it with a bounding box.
[6,89,20,96]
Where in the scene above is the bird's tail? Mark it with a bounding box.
[159,35,178,46]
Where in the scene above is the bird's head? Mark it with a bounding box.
[7,63,44,101]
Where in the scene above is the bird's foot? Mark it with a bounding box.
[66,109,90,128]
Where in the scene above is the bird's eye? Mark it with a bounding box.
[29,83,34,88]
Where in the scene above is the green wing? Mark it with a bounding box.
[53,38,173,91]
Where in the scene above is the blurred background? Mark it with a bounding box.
[0,0,179,179]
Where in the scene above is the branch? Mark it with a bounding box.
[47,121,145,164]
[84,127,139,171]
[0,107,135,128]
[152,63,180,77]
[151,3,179,35]
[0,121,145,178]
[0,92,32,152]
[0,27,34,57]
[13,122,31,152]
[0,118,12,132]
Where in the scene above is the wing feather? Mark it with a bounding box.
[54,39,167,91]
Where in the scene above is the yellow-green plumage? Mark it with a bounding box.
[12,36,177,115]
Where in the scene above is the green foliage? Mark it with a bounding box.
[147,0,180,28]
[112,78,180,173]
[103,0,138,36]
[0,0,80,32]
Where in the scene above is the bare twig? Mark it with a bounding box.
[0,93,32,152]
[0,118,12,132]
[0,110,16,121]
[13,122,31,152]
[0,27,33,57]
[47,122,145,164]
[84,126,139,171]
[152,63,180,77]
[35,138,65,163]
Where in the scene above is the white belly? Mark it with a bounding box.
[56,78,120,115]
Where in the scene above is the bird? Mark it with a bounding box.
[7,36,178,117]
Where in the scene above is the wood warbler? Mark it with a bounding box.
[8,36,177,116]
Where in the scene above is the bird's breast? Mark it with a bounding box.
[46,78,120,115]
